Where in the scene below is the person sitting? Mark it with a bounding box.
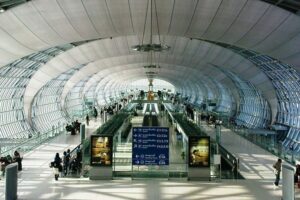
[66,124,75,135]
[0,155,13,176]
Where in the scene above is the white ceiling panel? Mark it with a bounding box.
[77,42,100,62]
[114,37,131,55]
[32,0,83,42]
[202,0,247,40]
[248,72,270,85]
[129,0,148,37]
[222,52,244,68]
[171,37,189,56]
[0,48,20,68]
[66,47,91,64]
[236,5,291,49]
[0,27,33,57]
[153,0,174,35]
[253,14,299,53]
[281,52,300,70]
[186,0,222,37]
[56,0,99,39]
[167,0,197,35]
[107,0,133,35]
[81,0,117,37]
[12,2,66,45]
[0,10,49,51]
[220,0,270,44]
[231,60,255,75]
[212,49,234,66]
[204,45,223,62]
[270,32,300,64]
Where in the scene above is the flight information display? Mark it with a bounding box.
[132,127,169,165]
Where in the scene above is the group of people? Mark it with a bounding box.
[51,148,82,181]
[0,150,22,176]
[65,120,81,135]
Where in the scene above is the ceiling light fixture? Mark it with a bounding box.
[132,0,170,52]
[143,64,160,69]
[133,0,170,94]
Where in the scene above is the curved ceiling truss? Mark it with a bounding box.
[0,0,300,152]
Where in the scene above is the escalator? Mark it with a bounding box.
[142,103,159,126]
[142,115,159,126]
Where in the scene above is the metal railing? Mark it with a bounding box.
[222,122,300,165]
[0,122,67,157]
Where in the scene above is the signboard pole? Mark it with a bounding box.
[80,124,85,144]
[216,125,221,144]
[282,164,295,200]
[5,163,18,200]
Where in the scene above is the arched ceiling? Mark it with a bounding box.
[23,35,276,119]
[0,0,299,67]
[0,0,299,122]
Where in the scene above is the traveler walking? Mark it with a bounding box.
[53,153,62,181]
[273,158,282,187]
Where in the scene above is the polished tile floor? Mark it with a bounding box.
[1,116,300,199]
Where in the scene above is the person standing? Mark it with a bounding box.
[13,150,22,171]
[93,107,98,121]
[273,158,282,187]
[62,151,70,176]
[86,114,90,126]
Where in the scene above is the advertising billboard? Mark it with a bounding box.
[132,127,169,165]
[189,136,210,167]
[90,135,112,166]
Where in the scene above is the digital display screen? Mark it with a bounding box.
[90,136,112,166]
[189,136,210,167]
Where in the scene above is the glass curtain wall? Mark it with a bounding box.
[208,41,300,152]
[31,67,83,135]
[237,50,300,151]
[214,81,233,114]
[218,68,270,129]
[0,45,72,155]
[65,77,91,120]
[85,83,98,106]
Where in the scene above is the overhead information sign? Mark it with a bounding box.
[132,127,169,165]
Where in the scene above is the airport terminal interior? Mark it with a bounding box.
[1,0,300,199]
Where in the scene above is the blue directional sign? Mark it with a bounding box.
[132,127,169,165]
